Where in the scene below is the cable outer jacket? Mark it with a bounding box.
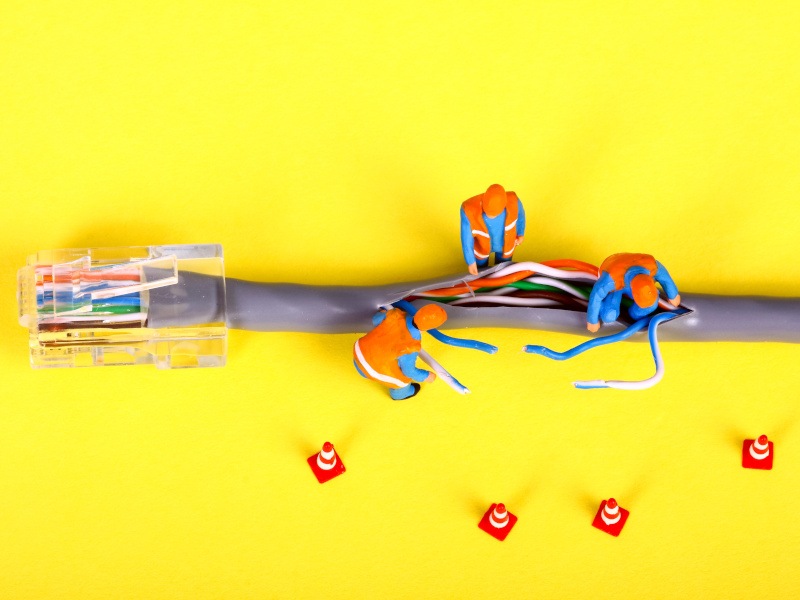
[424,294,800,342]
[151,271,800,342]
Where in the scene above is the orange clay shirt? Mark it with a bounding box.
[587,254,679,325]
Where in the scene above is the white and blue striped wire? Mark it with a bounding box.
[419,349,470,395]
[573,312,680,390]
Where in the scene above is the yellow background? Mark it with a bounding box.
[1,2,799,598]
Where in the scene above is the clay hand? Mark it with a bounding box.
[425,372,437,383]
[468,263,478,276]
[587,322,600,333]
[669,294,681,307]
[515,236,524,246]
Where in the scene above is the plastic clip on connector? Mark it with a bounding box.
[17,244,227,369]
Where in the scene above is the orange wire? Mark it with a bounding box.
[418,269,537,297]
[472,270,537,288]
[416,284,477,297]
[419,259,601,297]
[540,259,600,277]
[40,273,141,284]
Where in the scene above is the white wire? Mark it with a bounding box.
[416,287,519,300]
[450,297,560,307]
[40,312,148,324]
[418,349,470,394]
[479,287,519,297]
[486,261,599,281]
[500,263,674,310]
[38,279,137,292]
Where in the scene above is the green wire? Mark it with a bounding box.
[420,278,595,304]
[506,281,590,297]
[425,283,589,303]
[421,281,648,315]
[38,304,143,315]
[91,305,143,315]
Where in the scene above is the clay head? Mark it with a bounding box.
[413,304,448,331]
[483,184,507,218]
[630,274,658,308]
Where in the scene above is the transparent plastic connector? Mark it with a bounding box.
[17,244,227,369]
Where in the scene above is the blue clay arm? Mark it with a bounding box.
[397,352,430,382]
[587,272,617,325]
[460,207,476,267]
[655,261,679,299]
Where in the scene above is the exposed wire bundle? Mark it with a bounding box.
[404,260,601,318]
[405,259,676,317]
[401,259,685,390]
[35,264,146,332]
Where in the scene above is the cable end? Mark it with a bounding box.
[573,380,607,389]
[18,244,227,369]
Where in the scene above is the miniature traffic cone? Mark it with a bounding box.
[478,503,518,541]
[592,498,629,537]
[742,435,774,470]
[307,441,346,483]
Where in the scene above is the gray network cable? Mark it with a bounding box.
[17,244,800,383]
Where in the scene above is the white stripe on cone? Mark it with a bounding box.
[316,443,337,471]
[749,435,770,460]
[489,504,509,528]
[601,500,621,526]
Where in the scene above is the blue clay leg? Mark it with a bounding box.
[390,384,416,400]
[353,360,367,379]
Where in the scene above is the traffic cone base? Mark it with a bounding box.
[478,503,518,541]
[742,438,773,470]
[307,447,346,483]
[592,500,629,537]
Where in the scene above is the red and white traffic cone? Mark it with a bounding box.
[478,502,518,541]
[307,441,346,483]
[742,434,774,470]
[592,497,629,537]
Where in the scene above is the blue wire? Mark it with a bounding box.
[38,291,141,305]
[523,316,652,359]
[573,311,679,389]
[392,299,498,355]
[92,296,143,307]
[572,382,606,390]
[428,328,498,354]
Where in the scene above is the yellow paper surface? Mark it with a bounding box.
[1,2,799,598]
